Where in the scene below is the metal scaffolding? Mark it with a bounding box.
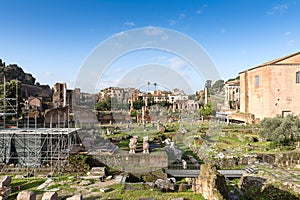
[0,77,84,175]
[0,128,83,174]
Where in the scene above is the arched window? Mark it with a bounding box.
[296,71,300,83]
[255,75,260,86]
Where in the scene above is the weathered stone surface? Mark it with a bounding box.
[100,188,113,193]
[94,151,168,172]
[239,175,300,199]
[41,192,58,200]
[90,167,106,176]
[17,190,36,200]
[193,163,229,200]
[37,179,53,190]
[79,180,91,186]
[66,194,82,200]
[0,186,11,199]
[143,136,149,154]
[238,175,266,191]
[154,179,175,191]
[0,176,12,188]
[178,183,187,192]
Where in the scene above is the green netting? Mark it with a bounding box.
[0,134,12,164]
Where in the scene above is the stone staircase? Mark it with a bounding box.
[244,166,258,174]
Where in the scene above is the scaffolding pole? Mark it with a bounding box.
[0,128,82,176]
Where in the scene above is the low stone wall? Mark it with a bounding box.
[94,151,168,172]
[228,112,255,124]
[272,152,300,168]
[202,152,300,169]
[239,175,300,199]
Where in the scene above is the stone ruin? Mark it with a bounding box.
[163,138,182,161]
[0,175,84,200]
[143,136,149,154]
[129,136,138,154]
[17,191,36,200]
[192,163,229,200]
[154,178,176,191]
[0,176,11,200]
[42,191,58,200]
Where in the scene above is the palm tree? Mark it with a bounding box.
[147,81,150,92]
[154,82,157,91]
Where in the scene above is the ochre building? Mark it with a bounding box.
[239,52,300,120]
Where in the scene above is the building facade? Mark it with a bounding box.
[239,52,300,120]
[224,79,240,111]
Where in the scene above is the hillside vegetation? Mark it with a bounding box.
[0,59,35,85]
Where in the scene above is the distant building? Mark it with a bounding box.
[52,82,73,108]
[22,84,52,102]
[152,90,171,103]
[172,99,200,113]
[239,52,300,120]
[224,79,240,111]
[28,96,42,111]
[53,82,67,107]
[99,87,139,105]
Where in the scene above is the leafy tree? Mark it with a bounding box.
[159,100,171,107]
[0,64,35,85]
[133,99,144,110]
[212,79,224,88]
[199,102,213,116]
[226,75,240,82]
[210,79,224,94]
[0,79,23,117]
[95,97,111,111]
[259,114,300,146]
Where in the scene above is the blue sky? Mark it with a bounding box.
[0,0,299,93]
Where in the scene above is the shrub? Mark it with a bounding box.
[259,114,300,146]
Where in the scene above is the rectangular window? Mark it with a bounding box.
[282,111,291,117]
[255,75,260,86]
[296,71,300,83]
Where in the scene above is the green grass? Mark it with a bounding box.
[105,131,129,139]
[119,140,130,149]
[9,178,46,200]
[101,183,205,200]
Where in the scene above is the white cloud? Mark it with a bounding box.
[196,4,208,14]
[169,19,176,26]
[179,13,186,19]
[114,67,123,73]
[144,27,164,36]
[111,42,123,48]
[167,57,188,70]
[284,31,292,36]
[115,31,126,36]
[161,34,168,40]
[152,56,167,62]
[124,21,135,27]
[97,79,119,89]
[267,4,288,15]
[141,41,156,46]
